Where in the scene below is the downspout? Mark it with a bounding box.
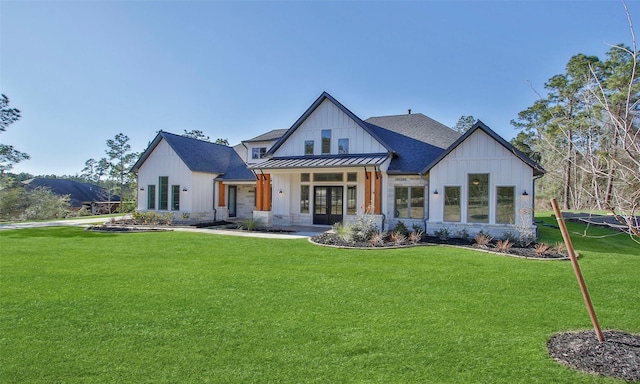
[212,178,217,222]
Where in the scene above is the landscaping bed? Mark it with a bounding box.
[310,232,568,259]
[548,330,640,382]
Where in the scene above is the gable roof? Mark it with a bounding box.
[131,131,255,181]
[365,113,460,150]
[361,123,451,174]
[242,128,288,143]
[421,120,545,176]
[22,178,120,206]
[265,92,394,156]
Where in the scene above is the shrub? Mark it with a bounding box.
[455,228,469,240]
[369,231,387,246]
[408,229,424,243]
[389,231,407,245]
[350,214,377,242]
[393,221,409,236]
[474,232,493,248]
[495,239,514,253]
[333,222,351,241]
[434,228,450,241]
[534,243,550,256]
[237,217,263,231]
[162,212,175,225]
[553,241,567,254]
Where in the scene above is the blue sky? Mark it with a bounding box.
[1,0,638,176]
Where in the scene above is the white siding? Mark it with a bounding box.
[246,140,278,164]
[136,139,218,216]
[428,129,535,236]
[274,99,386,156]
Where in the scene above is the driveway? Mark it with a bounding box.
[0,217,328,239]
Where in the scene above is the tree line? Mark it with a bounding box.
[509,39,639,239]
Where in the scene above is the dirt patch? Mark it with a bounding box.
[548,330,640,382]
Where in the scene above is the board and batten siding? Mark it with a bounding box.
[428,129,534,227]
[275,99,386,157]
[136,139,218,213]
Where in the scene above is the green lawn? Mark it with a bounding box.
[0,216,638,383]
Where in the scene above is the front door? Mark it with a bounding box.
[313,186,343,225]
[228,186,237,217]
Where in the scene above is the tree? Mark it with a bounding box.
[0,94,30,173]
[81,158,98,184]
[215,138,230,146]
[183,129,210,141]
[105,133,137,202]
[453,115,475,133]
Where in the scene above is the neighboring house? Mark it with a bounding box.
[134,92,544,238]
[22,178,120,214]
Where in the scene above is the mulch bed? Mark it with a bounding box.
[310,233,567,259]
[548,330,640,381]
[86,225,171,233]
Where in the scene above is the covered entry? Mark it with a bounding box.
[314,186,343,225]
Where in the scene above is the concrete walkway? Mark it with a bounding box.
[0,218,330,239]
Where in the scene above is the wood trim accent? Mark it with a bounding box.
[218,181,225,207]
[256,175,263,211]
[374,171,382,214]
[364,171,372,212]
[263,174,271,211]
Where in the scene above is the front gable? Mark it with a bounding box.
[423,121,545,177]
[267,92,392,158]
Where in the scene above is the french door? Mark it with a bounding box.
[313,186,343,225]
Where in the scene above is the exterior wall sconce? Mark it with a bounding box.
[140,187,145,191]
[182,188,188,192]
[278,189,283,195]
[522,190,529,196]
[433,189,439,195]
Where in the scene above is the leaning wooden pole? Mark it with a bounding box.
[551,198,604,342]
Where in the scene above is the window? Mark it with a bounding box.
[321,130,331,154]
[468,174,489,223]
[301,173,310,182]
[394,187,424,219]
[159,176,168,210]
[347,186,357,215]
[313,173,343,182]
[347,172,357,182]
[444,186,461,222]
[252,147,267,159]
[338,138,349,154]
[304,140,314,155]
[496,186,515,224]
[171,185,180,211]
[300,185,309,213]
[147,185,156,210]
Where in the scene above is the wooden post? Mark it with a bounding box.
[374,171,382,214]
[218,181,225,207]
[256,175,263,211]
[551,198,604,342]
[364,172,372,212]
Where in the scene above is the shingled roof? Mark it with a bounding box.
[365,113,460,150]
[22,178,119,207]
[242,129,288,143]
[132,131,255,181]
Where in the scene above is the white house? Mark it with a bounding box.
[133,92,544,238]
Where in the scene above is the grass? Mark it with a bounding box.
[0,216,638,383]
